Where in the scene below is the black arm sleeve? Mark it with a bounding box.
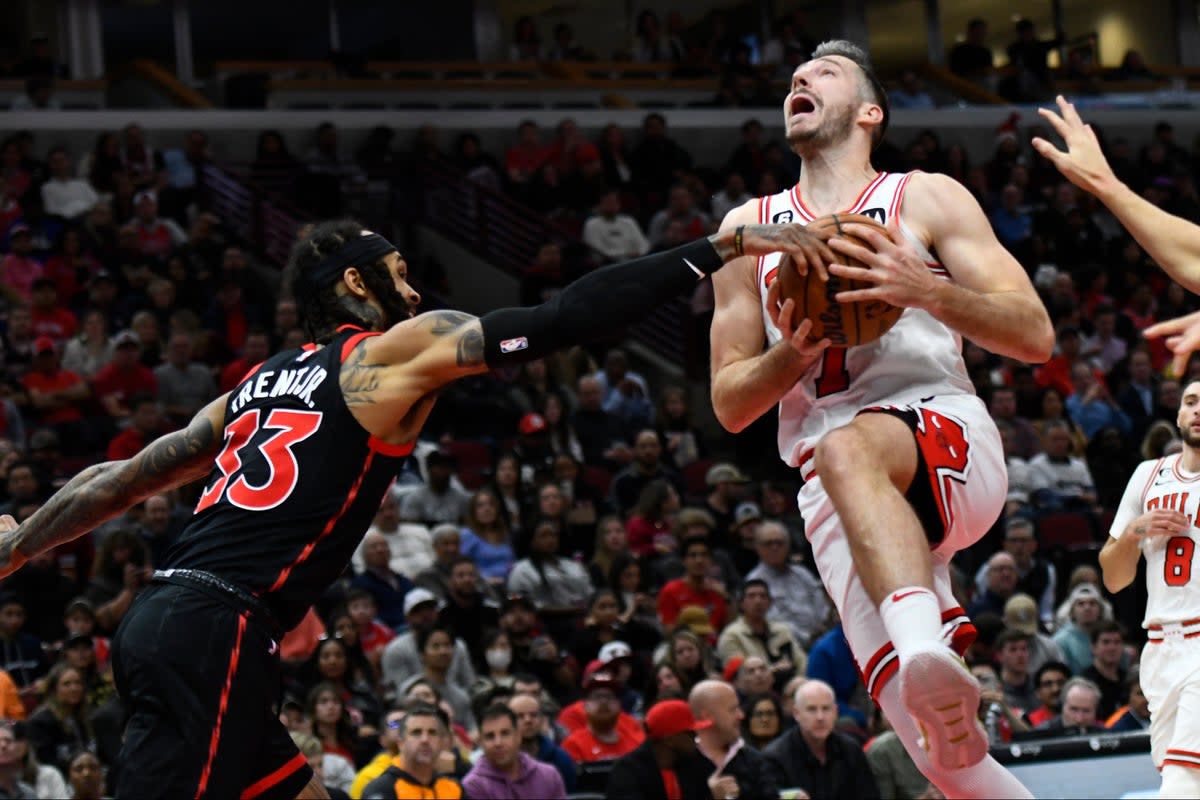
[480,236,724,367]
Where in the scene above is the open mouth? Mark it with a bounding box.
[791,95,816,115]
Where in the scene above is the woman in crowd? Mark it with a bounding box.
[299,634,381,728]
[624,479,681,560]
[542,394,584,464]
[400,627,478,738]
[61,310,113,380]
[656,385,706,470]
[1140,419,1181,459]
[645,662,687,706]
[25,664,95,774]
[460,488,515,587]
[323,608,380,689]
[84,530,151,634]
[305,681,367,767]
[469,628,515,712]
[662,628,717,694]
[1032,386,1089,455]
[742,693,785,751]
[589,515,628,588]
[64,749,104,800]
[10,721,68,800]
[550,453,605,556]
[506,520,593,633]
[608,553,660,632]
[487,452,526,535]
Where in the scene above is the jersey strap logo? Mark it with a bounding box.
[772,210,795,224]
[861,207,886,224]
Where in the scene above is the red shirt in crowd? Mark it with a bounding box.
[22,367,85,424]
[358,621,394,656]
[92,362,157,409]
[31,306,78,343]
[656,578,728,631]
[107,428,150,461]
[561,722,643,763]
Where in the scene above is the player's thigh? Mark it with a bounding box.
[113,587,253,799]
[814,411,918,490]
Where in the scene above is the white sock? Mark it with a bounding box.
[878,586,943,659]
[1160,765,1200,799]
[878,675,1032,799]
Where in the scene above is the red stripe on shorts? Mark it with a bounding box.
[195,613,248,799]
[240,752,309,799]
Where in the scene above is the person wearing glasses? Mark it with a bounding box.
[348,708,406,800]
[1023,662,1070,728]
[744,522,829,649]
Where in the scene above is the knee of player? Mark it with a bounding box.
[813,426,875,483]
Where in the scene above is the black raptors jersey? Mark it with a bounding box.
[162,325,413,630]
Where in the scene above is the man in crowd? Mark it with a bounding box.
[657,537,729,632]
[463,704,566,799]
[350,531,412,631]
[974,517,1057,626]
[604,699,712,800]
[561,663,643,763]
[1002,593,1064,675]
[508,692,576,792]
[744,522,830,648]
[437,556,500,663]
[690,679,779,800]
[400,451,470,527]
[995,629,1037,714]
[967,552,1020,618]
[363,703,465,799]
[763,679,880,799]
[350,708,406,799]
[717,579,806,690]
[1030,678,1104,738]
[380,588,475,694]
[1024,661,1070,727]
[1081,621,1127,719]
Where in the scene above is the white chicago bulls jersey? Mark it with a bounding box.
[1111,454,1200,627]
[756,171,974,469]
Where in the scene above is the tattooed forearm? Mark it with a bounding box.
[456,324,485,366]
[12,412,219,559]
[425,310,475,336]
[340,341,385,406]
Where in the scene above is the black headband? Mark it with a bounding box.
[310,232,398,287]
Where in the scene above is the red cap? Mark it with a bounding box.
[582,659,620,693]
[722,657,745,683]
[645,699,712,739]
[32,336,56,355]
[518,413,547,435]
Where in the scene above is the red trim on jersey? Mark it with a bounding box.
[194,613,248,800]
[267,451,375,593]
[367,436,415,457]
[1171,453,1200,483]
[1167,749,1200,758]
[1149,617,1200,629]
[889,172,913,221]
[757,194,773,285]
[238,361,266,388]
[1162,758,1200,771]
[336,324,365,333]
[239,752,308,799]
[1141,457,1168,511]
[1147,631,1200,644]
[791,172,887,221]
[340,331,381,363]
[301,343,318,352]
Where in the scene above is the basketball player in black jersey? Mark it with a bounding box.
[0,218,828,799]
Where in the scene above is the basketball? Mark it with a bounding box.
[775,213,904,348]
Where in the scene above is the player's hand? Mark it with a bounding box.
[1031,96,1119,197]
[1144,310,1200,376]
[827,220,938,309]
[737,224,836,281]
[0,515,25,579]
[1128,509,1190,542]
[765,274,833,357]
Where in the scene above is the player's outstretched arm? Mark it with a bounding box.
[831,172,1054,363]
[0,394,228,577]
[1033,95,1200,293]
[376,223,833,396]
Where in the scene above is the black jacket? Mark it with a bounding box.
[763,728,880,800]
[714,742,779,800]
[605,740,713,800]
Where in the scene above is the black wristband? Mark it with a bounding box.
[734,225,745,257]
[676,236,724,276]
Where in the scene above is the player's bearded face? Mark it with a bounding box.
[785,90,859,149]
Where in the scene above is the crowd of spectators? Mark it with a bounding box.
[0,78,1197,796]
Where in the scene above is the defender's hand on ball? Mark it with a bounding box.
[827,220,938,309]
[766,275,833,356]
[740,223,837,282]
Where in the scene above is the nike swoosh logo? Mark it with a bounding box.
[683,258,704,279]
[892,590,925,602]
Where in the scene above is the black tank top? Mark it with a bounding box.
[162,325,414,630]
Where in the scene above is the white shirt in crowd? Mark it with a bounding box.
[581,213,650,263]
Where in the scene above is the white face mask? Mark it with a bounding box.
[486,648,512,670]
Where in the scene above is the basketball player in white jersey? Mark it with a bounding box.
[710,40,1053,798]
[1101,381,1200,799]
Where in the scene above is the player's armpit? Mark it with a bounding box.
[0,394,227,574]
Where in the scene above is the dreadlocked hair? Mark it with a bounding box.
[287,218,399,344]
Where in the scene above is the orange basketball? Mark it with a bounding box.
[775,213,904,348]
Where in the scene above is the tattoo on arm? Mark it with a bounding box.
[425,310,475,336]
[456,325,485,367]
[340,341,386,406]
[14,411,219,558]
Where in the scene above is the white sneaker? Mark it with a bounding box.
[899,647,989,771]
